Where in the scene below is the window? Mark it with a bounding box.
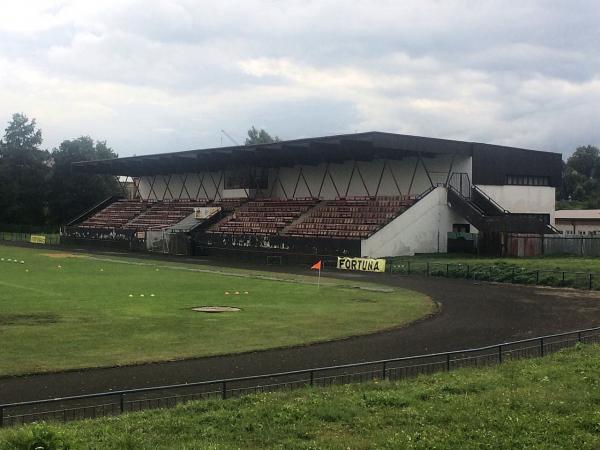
[506,175,549,186]
[452,223,470,233]
[225,168,268,190]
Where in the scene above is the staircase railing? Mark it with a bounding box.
[447,184,486,216]
[65,195,122,226]
[471,185,510,214]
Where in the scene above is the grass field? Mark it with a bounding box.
[390,254,600,289]
[395,253,600,271]
[0,245,432,376]
[2,345,598,449]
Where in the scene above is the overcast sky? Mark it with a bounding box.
[0,1,598,157]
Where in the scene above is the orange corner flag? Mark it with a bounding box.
[311,261,322,270]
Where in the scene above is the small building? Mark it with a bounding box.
[555,210,600,235]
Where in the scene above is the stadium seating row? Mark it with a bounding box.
[80,200,149,229]
[124,200,209,230]
[80,199,244,231]
[207,199,319,235]
[284,197,413,239]
[79,196,414,239]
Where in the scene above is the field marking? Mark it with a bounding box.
[0,280,62,296]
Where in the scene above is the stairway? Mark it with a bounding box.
[447,186,556,234]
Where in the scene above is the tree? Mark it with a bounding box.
[566,145,600,179]
[558,145,600,208]
[47,137,120,224]
[245,126,280,145]
[0,113,50,226]
[0,113,43,157]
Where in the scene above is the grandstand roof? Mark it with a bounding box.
[72,131,555,176]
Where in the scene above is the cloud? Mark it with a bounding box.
[0,0,598,157]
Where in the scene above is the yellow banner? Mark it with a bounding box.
[30,235,46,244]
[337,256,386,273]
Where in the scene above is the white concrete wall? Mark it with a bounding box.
[361,187,467,257]
[136,155,472,201]
[477,185,556,224]
[271,155,472,200]
[138,172,224,200]
[555,221,600,235]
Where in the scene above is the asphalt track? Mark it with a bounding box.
[2,252,600,404]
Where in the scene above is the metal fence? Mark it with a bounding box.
[1,326,598,429]
[0,232,60,246]
[389,260,600,290]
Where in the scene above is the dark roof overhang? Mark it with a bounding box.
[71,131,554,176]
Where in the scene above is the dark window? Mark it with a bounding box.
[506,175,549,186]
[225,168,268,189]
[452,223,470,233]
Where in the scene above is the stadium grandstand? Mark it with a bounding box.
[63,132,562,261]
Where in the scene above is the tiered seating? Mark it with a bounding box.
[124,200,210,231]
[285,196,414,239]
[208,198,318,235]
[80,200,149,229]
[214,198,248,212]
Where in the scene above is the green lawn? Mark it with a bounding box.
[0,245,432,376]
[2,345,598,449]
[396,253,600,271]
[390,254,600,289]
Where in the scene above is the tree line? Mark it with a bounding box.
[0,112,596,229]
[0,113,119,230]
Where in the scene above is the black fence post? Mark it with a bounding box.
[310,371,314,387]
[382,362,387,380]
[578,331,582,343]
[535,270,539,284]
[466,264,470,278]
[498,345,502,364]
[222,381,227,400]
[562,271,565,283]
[120,394,124,413]
[407,261,411,275]
[446,353,451,371]
[512,267,516,283]
[540,338,544,357]
[446,264,449,277]
[589,273,593,290]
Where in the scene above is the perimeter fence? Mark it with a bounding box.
[1,326,599,428]
[0,232,60,246]
[389,260,600,290]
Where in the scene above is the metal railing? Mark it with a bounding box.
[390,260,600,290]
[1,326,598,428]
[0,232,61,246]
[471,185,509,214]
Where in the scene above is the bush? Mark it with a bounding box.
[0,423,70,450]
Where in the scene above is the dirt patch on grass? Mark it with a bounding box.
[41,252,87,259]
[192,306,241,313]
[0,313,59,326]
[352,298,377,303]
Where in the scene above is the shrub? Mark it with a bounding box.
[0,423,70,450]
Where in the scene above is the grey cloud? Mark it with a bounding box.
[0,0,598,157]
